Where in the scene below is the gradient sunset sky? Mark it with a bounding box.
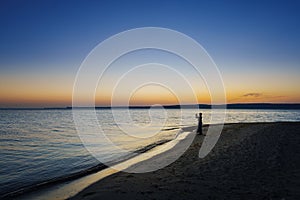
[0,0,299,107]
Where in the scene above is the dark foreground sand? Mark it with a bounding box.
[71,122,300,200]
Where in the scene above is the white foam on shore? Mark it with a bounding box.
[18,129,195,200]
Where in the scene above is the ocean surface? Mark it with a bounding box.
[0,108,300,196]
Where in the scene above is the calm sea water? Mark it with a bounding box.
[0,109,299,196]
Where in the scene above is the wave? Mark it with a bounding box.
[1,137,174,199]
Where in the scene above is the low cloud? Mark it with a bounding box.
[242,93,263,98]
[228,92,287,103]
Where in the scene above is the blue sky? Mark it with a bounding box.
[0,0,299,106]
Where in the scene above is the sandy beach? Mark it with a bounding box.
[70,122,300,200]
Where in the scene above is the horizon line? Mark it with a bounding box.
[1,103,300,110]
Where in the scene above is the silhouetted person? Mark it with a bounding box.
[196,113,203,135]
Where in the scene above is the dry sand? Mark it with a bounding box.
[70,122,300,200]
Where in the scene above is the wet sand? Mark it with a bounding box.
[70,122,300,200]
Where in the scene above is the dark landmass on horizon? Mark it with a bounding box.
[1,103,300,110]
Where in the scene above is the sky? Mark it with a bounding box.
[0,0,299,107]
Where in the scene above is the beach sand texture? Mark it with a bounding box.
[70,122,300,200]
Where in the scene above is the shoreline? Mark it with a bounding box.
[5,122,300,199]
[2,133,179,199]
[7,125,196,199]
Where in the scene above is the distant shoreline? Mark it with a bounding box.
[1,103,300,110]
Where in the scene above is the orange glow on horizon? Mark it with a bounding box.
[1,84,300,107]
[1,91,300,107]
[1,72,300,107]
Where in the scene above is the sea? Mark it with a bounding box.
[0,108,300,197]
